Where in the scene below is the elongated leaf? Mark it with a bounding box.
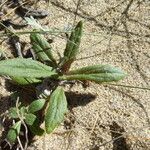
[28,99,46,113]
[67,64,125,74]
[60,21,83,72]
[59,65,127,83]
[45,86,68,134]
[0,58,57,78]
[32,42,50,62]
[6,121,21,143]
[25,113,37,126]
[11,76,42,85]
[30,33,57,67]
[59,73,126,83]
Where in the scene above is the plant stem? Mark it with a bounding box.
[17,136,24,150]
[107,83,150,90]
[0,30,71,37]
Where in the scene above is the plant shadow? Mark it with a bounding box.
[65,91,96,109]
[109,121,129,150]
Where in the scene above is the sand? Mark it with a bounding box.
[0,0,150,149]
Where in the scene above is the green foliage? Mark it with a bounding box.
[0,58,57,78]
[25,113,37,126]
[45,86,68,133]
[60,21,83,72]
[6,121,21,144]
[28,118,45,136]
[0,58,57,85]
[8,106,27,119]
[30,33,57,67]
[0,21,127,144]
[9,108,19,119]
[11,76,42,85]
[28,99,46,113]
[8,104,45,136]
[67,64,125,74]
[59,64,126,83]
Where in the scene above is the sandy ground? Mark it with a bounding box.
[0,0,150,150]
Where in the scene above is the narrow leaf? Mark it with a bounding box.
[59,65,127,83]
[30,33,57,67]
[45,86,68,134]
[60,21,83,72]
[59,73,126,83]
[0,58,57,78]
[31,41,50,62]
[11,76,42,85]
[28,99,46,113]
[6,121,21,144]
[67,64,125,74]
[25,113,37,126]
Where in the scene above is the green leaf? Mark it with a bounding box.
[67,64,125,74]
[11,76,42,85]
[28,118,45,136]
[6,121,21,144]
[8,108,18,119]
[30,33,57,67]
[8,107,27,119]
[60,21,83,72]
[25,113,37,126]
[59,65,127,83]
[20,106,27,116]
[28,99,46,113]
[45,86,68,134]
[0,58,57,78]
[32,41,50,62]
